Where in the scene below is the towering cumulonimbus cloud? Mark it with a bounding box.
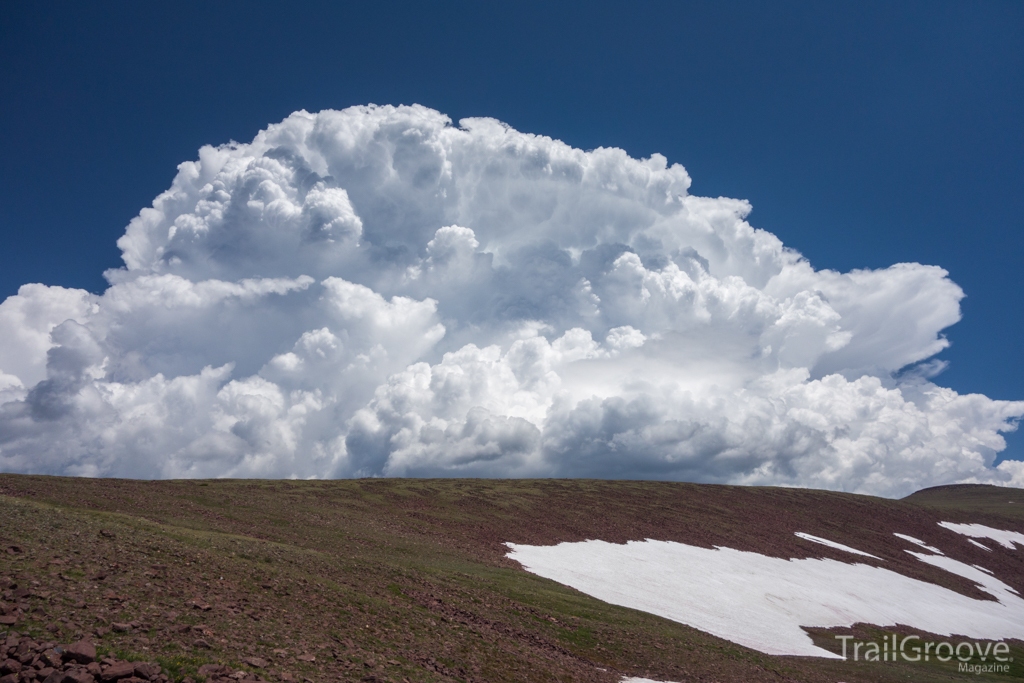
[0,104,1021,495]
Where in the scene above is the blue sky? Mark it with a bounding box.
[2,0,1022,471]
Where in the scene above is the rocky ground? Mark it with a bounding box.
[3,636,173,683]
[1,631,279,683]
[2,476,1024,682]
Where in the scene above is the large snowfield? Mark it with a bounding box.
[507,523,1024,658]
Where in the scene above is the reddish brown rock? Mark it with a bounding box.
[0,673,18,683]
[241,659,266,670]
[60,672,94,683]
[98,663,133,682]
[195,666,228,679]
[63,642,95,666]
[0,661,21,675]
[0,618,16,627]
[130,665,157,682]
[40,652,61,670]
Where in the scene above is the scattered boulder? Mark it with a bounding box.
[132,663,159,680]
[197,665,230,678]
[64,641,96,665]
[99,661,134,681]
[40,650,63,668]
[242,658,266,669]
[61,671,95,683]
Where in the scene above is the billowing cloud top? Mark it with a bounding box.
[1,105,1021,496]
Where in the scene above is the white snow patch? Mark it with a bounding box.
[909,550,1019,595]
[893,533,943,555]
[794,532,881,559]
[969,539,993,551]
[940,522,1024,550]
[621,678,680,683]
[506,538,1024,658]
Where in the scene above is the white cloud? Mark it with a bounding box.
[0,104,1020,494]
[0,283,98,388]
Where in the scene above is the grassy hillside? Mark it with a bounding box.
[904,483,1024,522]
[2,476,1023,682]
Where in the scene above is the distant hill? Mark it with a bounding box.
[903,483,1024,521]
